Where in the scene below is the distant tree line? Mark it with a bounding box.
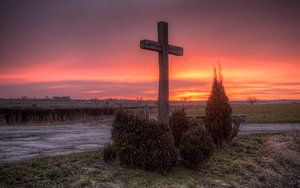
[0,108,116,125]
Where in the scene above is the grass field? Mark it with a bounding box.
[1,103,299,125]
[182,103,300,124]
[1,133,299,187]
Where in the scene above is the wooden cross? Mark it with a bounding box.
[140,21,183,126]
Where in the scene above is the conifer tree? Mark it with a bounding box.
[205,65,232,148]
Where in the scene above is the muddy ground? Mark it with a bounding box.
[0,119,300,164]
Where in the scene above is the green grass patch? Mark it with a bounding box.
[183,103,300,123]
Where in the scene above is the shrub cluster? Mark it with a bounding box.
[169,109,190,147]
[0,108,116,124]
[105,67,233,172]
[179,122,215,169]
[205,66,232,148]
[112,110,177,173]
[103,143,117,162]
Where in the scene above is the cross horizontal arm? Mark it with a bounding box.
[140,40,183,56]
[140,40,162,52]
[168,45,183,56]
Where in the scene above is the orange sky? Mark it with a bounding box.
[0,0,300,101]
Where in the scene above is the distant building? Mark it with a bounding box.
[53,96,71,100]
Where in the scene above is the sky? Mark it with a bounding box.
[0,0,300,101]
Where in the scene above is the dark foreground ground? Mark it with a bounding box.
[1,119,300,164]
[0,133,299,187]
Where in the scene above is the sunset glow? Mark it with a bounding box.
[1,1,299,101]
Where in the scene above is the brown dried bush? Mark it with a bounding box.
[103,143,117,163]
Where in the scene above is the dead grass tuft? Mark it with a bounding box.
[258,133,300,187]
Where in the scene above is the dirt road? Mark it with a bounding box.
[1,122,299,164]
[0,122,111,164]
[239,124,300,134]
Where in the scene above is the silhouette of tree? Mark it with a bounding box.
[247,96,258,105]
[205,65,232,148]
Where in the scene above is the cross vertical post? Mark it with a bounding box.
[140,21,183,126]
[158,22,169,126]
